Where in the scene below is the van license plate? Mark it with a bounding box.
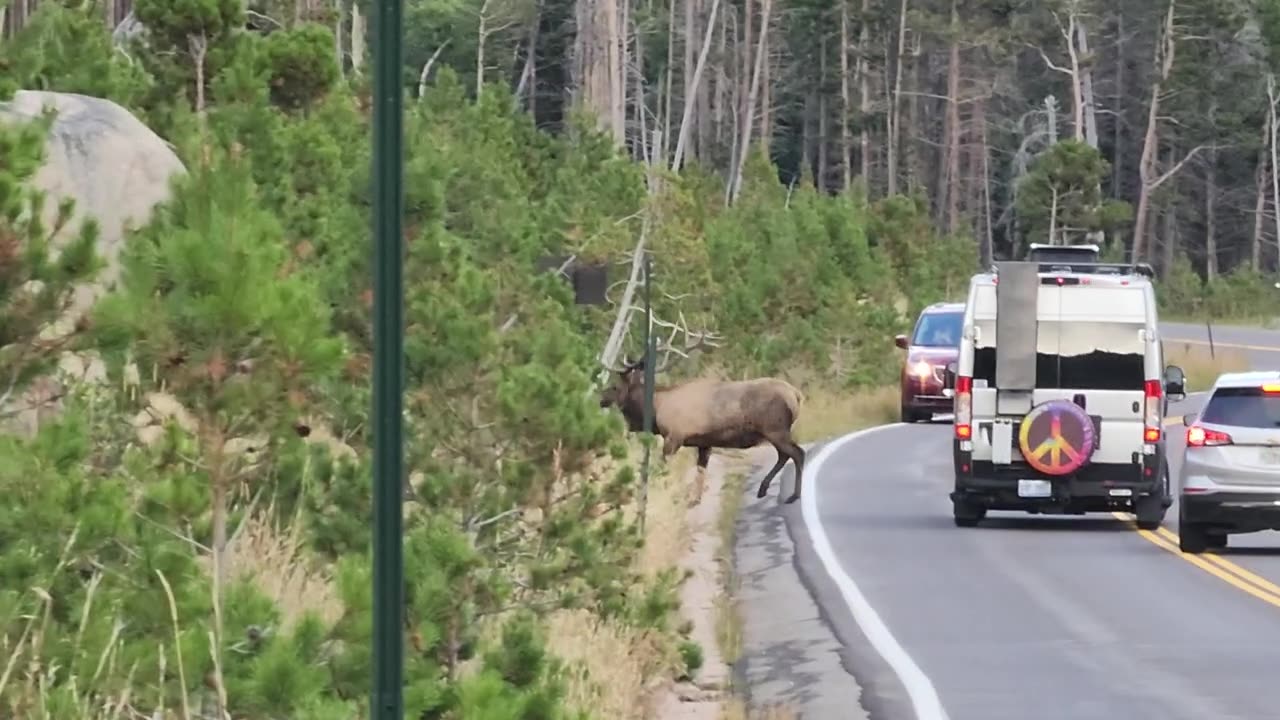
[1261,447,1280,465]
[1018,479,1052,498]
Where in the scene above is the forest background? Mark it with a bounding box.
[1,0,1279,716]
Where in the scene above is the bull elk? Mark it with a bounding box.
[599,338,807,505]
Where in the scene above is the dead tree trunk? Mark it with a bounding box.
[941,0,961,233]
[671,0,723,170]
[841,0,853,191]
[1254,115,1269,272]
[1132,2,1176,262]
[1205,107,1218,280]
[858,0,871,185]
[886,0,908,196]
[725,0,772,202]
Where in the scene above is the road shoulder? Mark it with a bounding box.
[732,443,876,719]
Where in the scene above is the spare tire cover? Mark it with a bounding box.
[1017,399,1096,476]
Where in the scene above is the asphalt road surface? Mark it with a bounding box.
[798,322,1280,720]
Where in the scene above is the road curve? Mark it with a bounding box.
[795,323,1280,720]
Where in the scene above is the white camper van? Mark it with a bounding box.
[947,260,1187,528]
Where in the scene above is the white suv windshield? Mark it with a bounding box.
[1201,387,1280,428]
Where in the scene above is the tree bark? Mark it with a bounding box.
[1205,107,1218,280]
[887,0,908,196]
[1253,115,1269,272]
[818,32,830,193]
[1112,12,1124,194]
[1075,19,1098,148]
[978,96,994,267]
[1131,2,1176,262]
[841,0,852,192]
[726,0,772,202]
[1269,73,1280,271]
[858,0,871,185]
[941,0,961,233]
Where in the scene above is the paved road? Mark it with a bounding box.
[794,323,1280,720]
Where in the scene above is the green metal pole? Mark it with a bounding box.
[370,0,405,715]
[640,254,655,533]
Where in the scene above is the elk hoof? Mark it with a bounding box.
[756,485,770,499]
[784,492,801,504]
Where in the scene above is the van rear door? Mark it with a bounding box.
[1034,284,1148,464]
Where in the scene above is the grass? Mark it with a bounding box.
[221,508,344,631]
[545,442,689,720]
[1163,343,1251,392]
[792,385,899,444]
[713,468,746,667]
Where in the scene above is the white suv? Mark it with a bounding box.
[1177,371,1280,553]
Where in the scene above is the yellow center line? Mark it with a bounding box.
[1150,525,1280,597]
[1112,512,1280,609]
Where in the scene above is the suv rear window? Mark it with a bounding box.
[1200,387,1280,428]
[912,312,962,347]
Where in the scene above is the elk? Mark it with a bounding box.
[599,337,807,505]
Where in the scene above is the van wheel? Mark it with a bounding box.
[953,499,986,527]
[1133,492,1167,531]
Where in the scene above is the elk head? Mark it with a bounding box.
[599,356,645,409]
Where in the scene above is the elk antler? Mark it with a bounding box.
[649,309,720,374]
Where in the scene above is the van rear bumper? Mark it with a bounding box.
[952,443,1167,513]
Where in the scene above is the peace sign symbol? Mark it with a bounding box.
[1018,399,1097,476]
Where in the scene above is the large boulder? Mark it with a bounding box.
[0,90,187,436]
[0,90,187,323]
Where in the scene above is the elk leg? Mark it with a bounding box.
[782,438,806,504]
[692,446,711,506]
[756,447,790,499]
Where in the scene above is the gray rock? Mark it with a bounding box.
[0,90,186,435]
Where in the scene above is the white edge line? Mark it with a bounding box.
[801,422,951,720]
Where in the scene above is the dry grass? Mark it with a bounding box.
[638,449,696,576]
[545,441,689,719]
[220,510,344,631]
[545,608,676,720]
[713,469,745,667]
[792,385,899,444]
[1164,343,1251,392]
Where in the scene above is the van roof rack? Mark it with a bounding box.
[987,260,1157,280]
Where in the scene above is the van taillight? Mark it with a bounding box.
[1143,379,1161,442]
[955,375,972,439]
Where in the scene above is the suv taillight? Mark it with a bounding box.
[955,375,972,439]
[1186,425,1232,447]
[1143,379,1161,442]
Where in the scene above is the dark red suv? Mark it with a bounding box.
[894,302,964,423]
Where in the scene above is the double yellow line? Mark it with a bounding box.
[1112,413,1280,609]
[1115,513,1280,610]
